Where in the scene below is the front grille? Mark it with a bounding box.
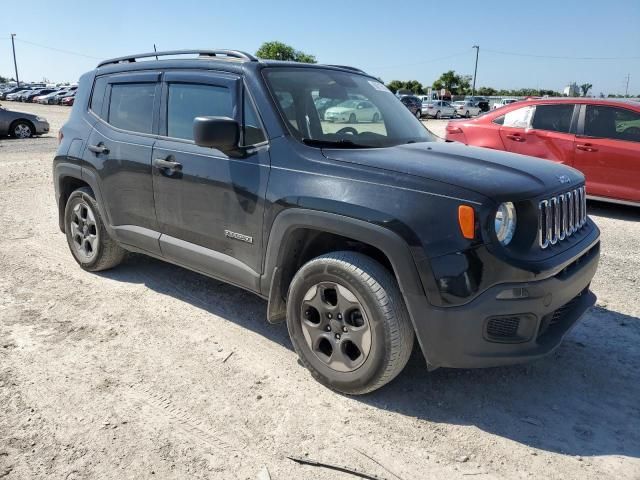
[538,186,587,249]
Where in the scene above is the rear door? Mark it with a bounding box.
[574,104,640,202]
[152,71,270,289]
[83,71,162,254]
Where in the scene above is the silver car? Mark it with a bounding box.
[452,101,482,118]
[0,104,50,138]
[324,99,382,123]
[422,100,456,119]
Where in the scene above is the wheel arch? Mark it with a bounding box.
[261,209,426,327]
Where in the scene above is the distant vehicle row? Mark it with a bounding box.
[399,95,488,119]
[0,85,76,106]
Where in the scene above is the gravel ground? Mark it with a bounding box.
[0,103,639,480]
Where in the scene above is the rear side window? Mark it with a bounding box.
[108,83,156,134]
[531,104,574,133]
[584,105,640,143]
[89,76,109,118]
[167,83,233,141]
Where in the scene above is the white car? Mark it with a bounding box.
[422,100,456,119]
[452,101,482,118]
[324,100,381,123]
[492,98,518,109]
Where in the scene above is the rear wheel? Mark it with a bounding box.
[465,110,470,118]
[435,110,441,119]
[372,112,380,123]
[349,113,357,124]
[64,187,126,272]
[415,110,422,119]
[286,251,414,395]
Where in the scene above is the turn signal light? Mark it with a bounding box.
[458,205,475,239]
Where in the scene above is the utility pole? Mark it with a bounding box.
[471,45,479,96]
[625,73,630,96]
[10,34,20,87]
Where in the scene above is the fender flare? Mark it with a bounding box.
[260,208,434,364]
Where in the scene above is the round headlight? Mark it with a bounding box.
[495,202,517,245]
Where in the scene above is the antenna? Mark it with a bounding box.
[153,44,158,61]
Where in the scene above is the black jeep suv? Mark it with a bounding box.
[54,50,600,394]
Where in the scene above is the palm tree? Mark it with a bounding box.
[580,83,593,97]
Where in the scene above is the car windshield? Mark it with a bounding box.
[264,68,435,148]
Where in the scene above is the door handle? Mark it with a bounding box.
[505,134,525,142]
[87,143,109,155]
[153,158,182,171]
[576,144,598,152]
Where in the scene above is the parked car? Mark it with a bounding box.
[464,96,490,112]
[314,97,342,119]
[452,101,482,118]
[324,99,381,123]
[422,100,456,119]
[1,86,27,100]
[0,103,50,138]
[25,89,57,103]
[493,98,518,109]
[61,93,76,106]
[37,90,66,104]
[54,49,600,394]
[6,89,32,101]
[445,98,640,205]
[400,95,423,118]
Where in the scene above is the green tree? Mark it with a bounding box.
[477,86,497,96]
[580,83,593,97]
[432,71,470,95]
[255,41,316,63]
[385,80,424,94]
[0,75,8,83]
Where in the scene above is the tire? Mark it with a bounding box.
[372,112,380,123]
[415,110,422,119]
[10,120,34,139]
[286,251,414,395]
[64,187,126,272]
[349,113,357,124]
[465,110,470,118]
[435,110,441,119]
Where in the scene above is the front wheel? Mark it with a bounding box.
[415,110,422,119]
[286,251,414,395]
[64,187,126,271]
[435,110,441,119]
[11,121,34,139]
[348,113,357,124]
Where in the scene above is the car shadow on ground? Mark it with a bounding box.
[99,253,640,459]
[588,200,639,222]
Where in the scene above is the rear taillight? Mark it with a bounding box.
[57,129,63,145]
[446,125,463,134]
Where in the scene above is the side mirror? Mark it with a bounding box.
[193,116,239,153]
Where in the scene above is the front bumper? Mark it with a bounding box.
[408,239,600,369]
[35,121,50,134]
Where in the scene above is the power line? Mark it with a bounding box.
[370,50,472,70]
[483,48,640,61]
[12,37,101,60]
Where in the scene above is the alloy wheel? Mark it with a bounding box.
[69,201,99,261]
[14,123,32,139]
[300,282,372,373]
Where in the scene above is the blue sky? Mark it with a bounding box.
[2,0,639,95]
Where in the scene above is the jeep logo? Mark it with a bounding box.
[558,175,571,184]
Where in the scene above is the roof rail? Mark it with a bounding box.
[97,49,258,68]
[326,64,366,74]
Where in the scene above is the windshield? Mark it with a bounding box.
[264,68,435,148]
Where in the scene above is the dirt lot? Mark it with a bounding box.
[1,103,639,480]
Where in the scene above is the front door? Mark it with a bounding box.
[152,71,270,291]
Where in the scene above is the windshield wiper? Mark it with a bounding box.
[302,138,373,149]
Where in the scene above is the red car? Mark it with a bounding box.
[445,98,640,206]
[61,95,75,106]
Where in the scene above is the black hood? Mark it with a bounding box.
[321,141,584,201]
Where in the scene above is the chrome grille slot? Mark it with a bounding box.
[539,186,587,249]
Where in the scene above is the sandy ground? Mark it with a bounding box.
[0,103,639,480]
